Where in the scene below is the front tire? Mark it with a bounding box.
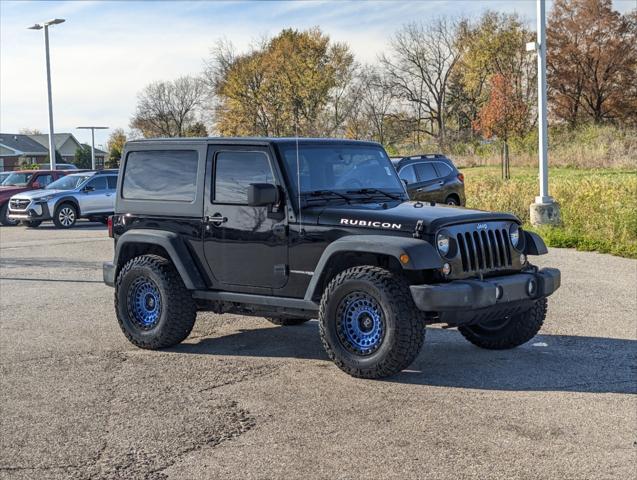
[53,203,77,228]
[115,255,196,349]
[22,220,42,228]
[458,298,547,350]
[0,203,19,226]
[319,266,425,379]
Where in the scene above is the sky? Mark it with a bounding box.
[1,0,634,148]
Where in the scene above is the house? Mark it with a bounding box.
[0,133,108,171]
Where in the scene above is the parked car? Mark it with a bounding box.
[0,170,67,226]
[391,154,465,206]
[103,137,560,379]
[36,163,79,170]
[8,170,118,228]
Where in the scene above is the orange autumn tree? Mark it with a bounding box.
[473,73,529,179]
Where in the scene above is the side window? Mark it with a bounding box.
[398,165,418,184]
[37,174,54,186]
[214,151,274,204]
[86,176,108,191]
[434,162,453,178]
[123,150,198,202]
[414,162,438,182]
[106,176,118,189]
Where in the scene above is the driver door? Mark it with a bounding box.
[203,146,288,291]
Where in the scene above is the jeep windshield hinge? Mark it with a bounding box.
[413,220,425,239]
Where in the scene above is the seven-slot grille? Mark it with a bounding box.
[9,199,30,211]
[456,226,512,273]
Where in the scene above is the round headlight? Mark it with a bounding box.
[509,224,520,249]
[437,232,451,256]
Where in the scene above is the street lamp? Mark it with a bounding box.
[529,0,561,226]
[77,126,109,170]
[28,18,65,170]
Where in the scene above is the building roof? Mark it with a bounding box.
[81,143,108,155]
[0,134,48,155]
[30,133,80,150]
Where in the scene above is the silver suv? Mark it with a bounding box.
[8,170,118,228]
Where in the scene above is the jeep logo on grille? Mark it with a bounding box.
[476,223,488,230]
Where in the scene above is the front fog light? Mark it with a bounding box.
[520,253,527,264]
[437,232,451,256]
[441,263,451,276]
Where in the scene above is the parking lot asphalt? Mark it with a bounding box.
[0,222,635,480]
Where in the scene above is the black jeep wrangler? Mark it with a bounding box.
[104,138,560,379]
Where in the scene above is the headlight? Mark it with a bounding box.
[437,232,451,256]
[509,224,520,249]
[37,195,54,202]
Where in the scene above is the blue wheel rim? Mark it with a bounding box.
[128,277,161,329]
[336,292,385,356]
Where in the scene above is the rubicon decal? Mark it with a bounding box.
[340,218,402,230]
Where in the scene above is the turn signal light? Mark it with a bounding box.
[107,216,113,238]
[399,254,410,264]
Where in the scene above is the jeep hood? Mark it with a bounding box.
[313,201,519,233]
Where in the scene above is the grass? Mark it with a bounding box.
[461,166,637,259]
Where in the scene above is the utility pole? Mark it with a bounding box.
[77,126,108,170]
[28,19,65,170]
[529,0,561,226]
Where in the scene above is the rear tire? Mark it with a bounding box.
[0,203,19,226]
[319,266,425,379]
[266,317,310,326]
[115,254,197,349]
[444,195,459,206]
[458,298,547,350]
[53,203,77,228]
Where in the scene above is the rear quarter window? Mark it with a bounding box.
[123,150,198,202]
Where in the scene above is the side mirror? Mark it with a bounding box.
[83,185,95,192]
[248,183,279,206]
[32,181,41,189]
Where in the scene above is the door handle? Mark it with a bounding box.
[206,213,227,226]
[438,180,444,185]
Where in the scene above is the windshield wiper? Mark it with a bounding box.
[304,190,353,203]
[346,188,402,201]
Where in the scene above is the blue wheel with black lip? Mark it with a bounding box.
[128,277,162,329]
[318,265,426,379]
[336,292,385,355]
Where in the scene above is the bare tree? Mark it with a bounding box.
[130,76,206,138]
[380,18,462,147]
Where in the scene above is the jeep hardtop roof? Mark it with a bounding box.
[125,137,382,148]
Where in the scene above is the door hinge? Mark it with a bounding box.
[273,224,288,238]
[413,219,425,239]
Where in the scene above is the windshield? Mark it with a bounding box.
[46,175,92,191]
[278,144,406,200]
[0,173,10,185]
[1,172,34,186]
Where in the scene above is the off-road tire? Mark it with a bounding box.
[0,203,18,226]
[319,266,425,379]
[22,220,42,228]
[53,203,77,229]
[444,195,459,206]
[458,298,547,350]
[115,254,196,349]
[266,317,310,326]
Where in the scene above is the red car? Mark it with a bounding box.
[0,170,67,226]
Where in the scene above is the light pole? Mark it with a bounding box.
[28,19,65,170]
[77,126,108,170]
[529,0,561,226]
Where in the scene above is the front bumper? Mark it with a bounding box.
[410,267,560,312]
[8,202,52,221]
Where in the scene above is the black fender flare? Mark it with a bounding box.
[114,230,206,290]
[53,196,81,216]
[304,235,442,301]
[523,230,548,255]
